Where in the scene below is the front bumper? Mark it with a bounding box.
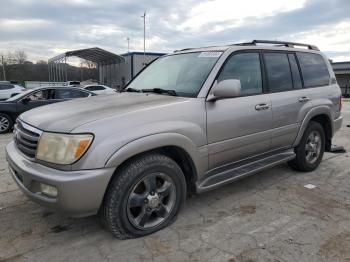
[6,141,115,217]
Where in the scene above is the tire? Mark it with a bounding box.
[100,153,187,239]
[0,113,13,134]
[289,121,325,172]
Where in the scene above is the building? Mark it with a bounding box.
[99,51,166,90]
[332,61,350,97]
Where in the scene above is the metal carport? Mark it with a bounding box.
[48,47,125,87]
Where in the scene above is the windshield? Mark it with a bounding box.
[126,52,222,97]
[6,89,32,101]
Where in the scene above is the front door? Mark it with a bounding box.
[206,52,273,170]
[16,89,52,115]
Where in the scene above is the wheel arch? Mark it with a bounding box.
[293,106,333,151]
[104,133,208,194]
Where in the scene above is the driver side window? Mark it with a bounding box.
[217,52,262,96]
[27,90,47,101]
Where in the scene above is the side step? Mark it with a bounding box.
[196,150,296,193]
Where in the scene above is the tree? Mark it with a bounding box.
[14,50,28,64]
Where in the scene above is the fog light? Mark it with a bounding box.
[40,183,58,197]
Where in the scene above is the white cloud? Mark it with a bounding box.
[0,19,53,31]
[287,21,350,61]
[178,0,306,31]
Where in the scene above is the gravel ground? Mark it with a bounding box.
[0,103,349,262]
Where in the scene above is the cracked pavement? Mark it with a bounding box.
[0,103,350,262]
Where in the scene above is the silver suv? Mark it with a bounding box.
[6,40,343,238]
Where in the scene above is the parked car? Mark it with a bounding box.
[0,86,95,133]
[66,81,81,87]
[6,40,342,239]
[0,83,25,101]
[82,84,116,95]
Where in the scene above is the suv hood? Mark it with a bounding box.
[20,93,190,133]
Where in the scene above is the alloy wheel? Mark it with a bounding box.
[305,130,322,164]
[127,173,176,230]
[0,116,9,132]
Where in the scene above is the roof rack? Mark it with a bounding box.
[234,40,319,51]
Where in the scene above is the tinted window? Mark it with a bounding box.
[93,86,106,91]
[0,84,14,90]
[297,52,329,87]
[84,86,94,91]
[218,52,262,95]
[264,53,293,92]
[288,54,302,89]
[55,89,89,99]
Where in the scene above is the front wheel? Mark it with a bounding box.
[100,153,186,239]
[0,113,13,134]
[289,121,325,172]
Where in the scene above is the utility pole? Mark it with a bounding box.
[1,55,6,81]
[127,37,130,53]
[141,11,146,66]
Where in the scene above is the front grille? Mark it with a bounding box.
[14,120,42,159]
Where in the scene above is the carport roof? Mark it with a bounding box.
[48,47,125,64]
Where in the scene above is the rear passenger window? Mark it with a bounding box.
[288,54,303,89]
[264,53,293,92]
[297,52,329,87]
[0,84,14,90]
[218,52,262,95]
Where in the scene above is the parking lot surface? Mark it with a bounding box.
[1,103,350,262]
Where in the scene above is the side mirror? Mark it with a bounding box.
[207,79,241,101]
[21,97,30,104]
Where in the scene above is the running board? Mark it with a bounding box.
[196,150,296,193]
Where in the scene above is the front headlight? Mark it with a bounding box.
[36,132,93,165]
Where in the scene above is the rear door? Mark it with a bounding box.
[206,51,273,170]
[264,52,312,150]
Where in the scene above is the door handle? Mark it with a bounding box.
[298,96,310,103]
[255,103,270,111]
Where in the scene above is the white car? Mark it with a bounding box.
[82,85,116,95]
[0,83,25,100]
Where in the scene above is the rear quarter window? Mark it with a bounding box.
[296,52,330,87]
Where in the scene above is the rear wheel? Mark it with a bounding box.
[289,121,325,172]
[0,113,13,134]
[100,153,186,239]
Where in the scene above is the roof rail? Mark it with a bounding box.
[234,40,320,51]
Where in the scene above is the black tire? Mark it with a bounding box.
[289,121,325,172]
[100,153,187,239]
[0,113,13,134]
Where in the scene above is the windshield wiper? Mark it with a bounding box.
[142,88,177,96]
[121,87,142,93]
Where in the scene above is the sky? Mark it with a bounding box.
[0,0,350,63]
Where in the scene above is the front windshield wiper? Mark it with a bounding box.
[121,87,142,93]
[142,88,177,96]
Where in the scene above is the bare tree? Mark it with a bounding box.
[14,50,28,64]
[6,52,16,65]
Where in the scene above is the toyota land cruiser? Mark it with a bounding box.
[6,40,343,238]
